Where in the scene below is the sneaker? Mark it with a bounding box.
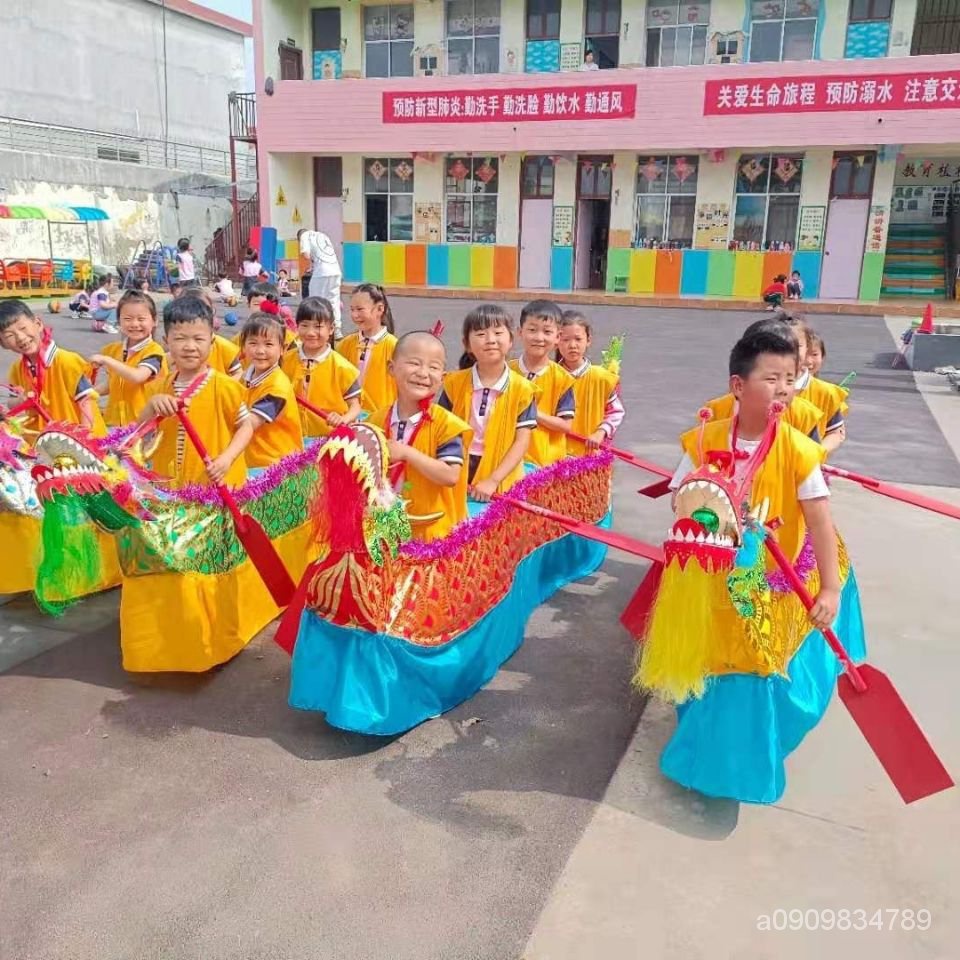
[103,324,120,334]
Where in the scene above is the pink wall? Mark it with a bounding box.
[256,54,960,155]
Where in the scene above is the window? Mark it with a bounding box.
[527,0,561,40]
[911,0,960,55]
[312,8,340,51]
[522,157,555,198]
[749,0,819,62]
[733,154,804,249]
[364,158,414,242]
[445,156,498,243]
[364,5,414,77]
[446,0,501,75]
[849,0,892,21]
[585,0,621,68]
[646,2,710,67]
[97,146,141,164]
[578,157,613,199]
[830,152,876,198]
[634,156,698,248]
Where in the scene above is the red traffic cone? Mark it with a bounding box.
[917,303,934,334]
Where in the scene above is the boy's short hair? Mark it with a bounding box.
[247,281,278,304]
[177,237,190,252]
[729,328,798,378]
[163,294,214,334]
[520,299,563,326]
[0,298,35,332]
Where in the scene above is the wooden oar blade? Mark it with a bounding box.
[838,664,954,804]
[235,514,297,607]
[638,478,672,499]
[620,560,664,637]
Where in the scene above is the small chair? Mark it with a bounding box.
[2,260,26,290]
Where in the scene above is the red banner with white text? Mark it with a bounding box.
[383,85,637,124]
[704,70,960,116]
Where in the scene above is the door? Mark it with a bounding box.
[574,200,594,290]
[519,199,553,288]
[313,157,343,270]
[820,199,870,299]
[279,43,303,80]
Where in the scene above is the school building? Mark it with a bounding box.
[252,1,960,303]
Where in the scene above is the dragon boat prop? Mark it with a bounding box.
[29,421,320,672]
[0,421,121,602]
[277,423,615,736]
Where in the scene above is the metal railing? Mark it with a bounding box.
[0,115,257,180]
[204,192,261,281]
[229,92,257,141]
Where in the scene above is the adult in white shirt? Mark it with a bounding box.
[298,229,343,332]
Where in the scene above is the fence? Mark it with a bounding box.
[0,116,257,181]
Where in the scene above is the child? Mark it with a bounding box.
[762,273,788,310]
[635,325,862,804]
[90,290,167,426]
[337,283,398,412]
[367,331,471,542]
[90,273,119,333]
[509,299,575,468]
[281,296,361,439]
[437,304,536,502]
[787,270,803,300]
[140,296,252,489]
[239,314,304,470]
[166,294,242,380]
[556,311,624,456]
[276,268,292,298]
[214,273,235,301]
[175,237,197,288]
[0,299,106,437]
[240,247,263,298]
[248,282,296,338]
[69,285,91,320]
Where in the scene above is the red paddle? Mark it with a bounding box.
[493,493,665,563]
[823,464,960,523]
[175,406,296,607]
[294,395,331,424]
[567,431,673,480]
[764,528,953,804]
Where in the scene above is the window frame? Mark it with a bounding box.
[633,154,699,248]
[585,0,621,67]
[732,152,804,249]
[848,0,892,22]
[363,157,415,243]
[445,155,499,244]
[645,2,711,67]
[521,156,556,199]
[363,5,415,78]
[748,0,820,63]
[445,0,502,75]
[829,151,877,199]
[526,0,561,41]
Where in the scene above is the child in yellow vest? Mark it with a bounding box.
[165,293,243,379]
[90,290,167,426]
[140,296,252,489]
[556,310,623,456]
[368,331,471,542]
[239,314,304,471]
[509,299,575,469]
[281,296,361,440]
[0,299,106,436]
[337,283,398,411]
[795,323,849,455]
[437,304,537,505]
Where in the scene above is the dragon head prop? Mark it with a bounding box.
[0,423,41,516]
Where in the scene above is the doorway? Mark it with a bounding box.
[279,42,303,80]
[519,156,555,289]
[820,151,876,299]
[574,156,612,290]
[313,157,343,267]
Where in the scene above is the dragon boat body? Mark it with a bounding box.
[279,424,615,736]
[30,423,319,672]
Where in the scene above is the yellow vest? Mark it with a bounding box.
[442,367,536,493]
[209,335,241,377]
[101,339,168,427]
[367,403,472,542]
[281,349,360,437]
[567,364,619,456]
[508,359,574,467]
[9,345,106,437]
[151,369,248,489]
[704,392,824,440]
[336,331,398,411]
[244,366,304,468]
[798,376,849,438]
[680,417,824,565]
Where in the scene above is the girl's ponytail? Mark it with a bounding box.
[458,350,476,370]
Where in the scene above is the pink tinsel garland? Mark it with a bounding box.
[766,533,816,593]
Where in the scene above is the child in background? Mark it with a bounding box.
[239,314,304,470]
[277,268,292,298]
[792,321,848,455]
[762,274,788,310]
[141,296,252,488]
[69,285,92,320]
[281,296,361,439]
[509,299,575,468]
[0,299,106,436]
[367,331,471,542]
[787,270,804,300]
[175,237,197,288]
[90,290,167,426]
[241,283,296,343]
[437,304,537,502]
[214,273,235,301]
[240,247,263,298]
[556,310,624,455]
[90,274,119,333]
[337,283,398,411]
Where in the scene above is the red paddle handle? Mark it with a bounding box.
[294,395,331,423]
[567,430,673,479]
[823,464,880,489]
[175,406,245,528]
[763,531,866,693]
